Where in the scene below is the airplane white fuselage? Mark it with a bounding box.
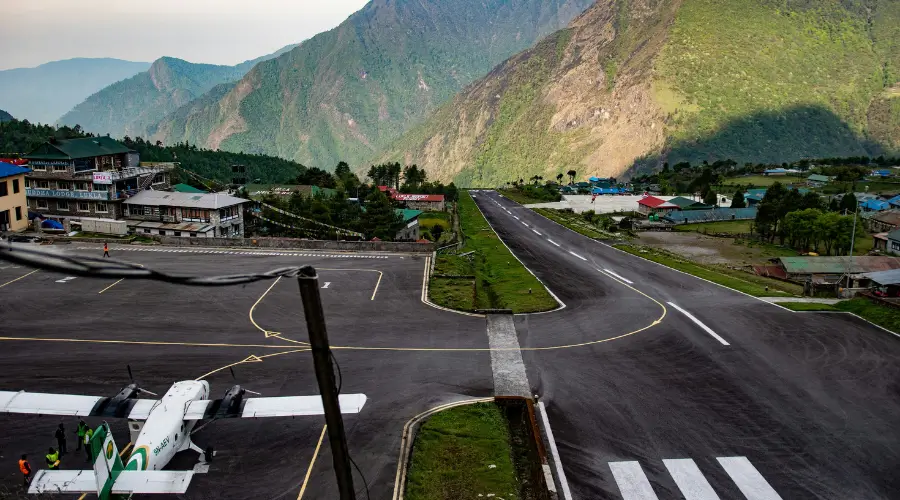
[124,380,209,471]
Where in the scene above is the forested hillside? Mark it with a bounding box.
[382,0,900,186]
[0,110,12,123]
[0,119,306,184]
[59,45,297,140]
[152,0,594,171]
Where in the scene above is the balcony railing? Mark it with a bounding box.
[126,213,178,223]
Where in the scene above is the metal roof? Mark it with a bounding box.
[0,161,30,178]
[863,268,900,286]
[124,190,248,209]
[667,196,704,208]
[638,196,677,208]
[861,199,890,211]
[394,193,445,202]
[171,183,206,193]
[24,136,131,160]
[872,210,900,226]
[778,256,900,274]
[807,174,831,182]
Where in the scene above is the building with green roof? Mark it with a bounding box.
[172,183,206,193]
[667,196,713,210]
[23,136,173,225]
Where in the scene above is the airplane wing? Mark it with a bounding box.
[112,470,194,494]
[29,470,96,494]
[29,470,194,495]
[0,390,158,419]
[183,393,367,420]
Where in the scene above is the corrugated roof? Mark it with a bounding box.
[124,190,248,209]
[861,199,890,211]
[0,161,30,178]
[807,174,831,182]
[667,196,703,208]
[872,210,900,226]
[24,136,131,160]
[398,209,422,222]
[638,196,676,208]
[863,268,900,285]
[779,256,900,274]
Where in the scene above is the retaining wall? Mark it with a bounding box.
[153,235,434,253]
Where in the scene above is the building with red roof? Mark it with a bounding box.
[378,186,446,211]
[637,195,679,215]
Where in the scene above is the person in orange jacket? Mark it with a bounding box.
[18,454,31,488]
[103,242,110,258]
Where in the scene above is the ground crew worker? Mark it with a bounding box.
[83,426,94,460]
[46,448,60,470]
[54,423,67,455]
[103,242,110,258]
[75,419,88,451]
[19,455,31,487]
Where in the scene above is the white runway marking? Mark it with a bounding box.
[717,457,783,500]
[609,461,659,499]
[547,239,561,247]
[603,268,634,284]
[514,216,520,220]
[663,459,720,500]
[667,302,730,346]
[321,282,331,289]
[55,277,77,283]
[522,222,529,227]
[532,229,542,236]
[568,251,587,261]
[538,402,573,500]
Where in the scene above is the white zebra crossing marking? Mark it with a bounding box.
[716,457,782,500]
[609,461,658,499]
[663,459,720,500]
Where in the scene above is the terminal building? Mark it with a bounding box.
[23,137,172,224]
[0,162,30,232]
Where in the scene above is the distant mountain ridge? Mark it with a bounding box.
[0,58,150,125]
[59,44,298,139]
[0,110,12,122]
[152,0,595,169]
[381,0,900,186]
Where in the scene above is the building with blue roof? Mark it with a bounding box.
[861,199,890,212]
[0,161,31,232]
[871,170,893,178]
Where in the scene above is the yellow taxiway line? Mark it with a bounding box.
[297,425,328,500]
[0,336,302,350]
[98,278,125,294]
[0,269,38,289]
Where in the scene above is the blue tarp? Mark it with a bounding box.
[41,219,63,230]
[886,195,900,207]
[591,187,626,195]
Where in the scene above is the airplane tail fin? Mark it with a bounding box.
[90,422,125,499]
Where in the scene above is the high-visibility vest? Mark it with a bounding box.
[18,460,29,475]
[46,452,59,469]
[84,429,93,444]
[77,423,87,437]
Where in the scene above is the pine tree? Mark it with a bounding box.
[730,191,746,208]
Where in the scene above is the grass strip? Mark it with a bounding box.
[405,402,520,500]
[777,298,900,334]
[614,243,802,297]
[429,192,557,313]
[532,208,610,240]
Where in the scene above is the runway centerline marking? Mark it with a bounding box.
[547,239,561,247]
[532,229,542,236]
[568,251,588,261]
[55,276,77,283]
[667,302,730,346]
[99,278,125,294]
[0,269,38,288]
[297,425,327,500]
[603,269,633,284]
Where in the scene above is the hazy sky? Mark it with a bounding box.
[0,0,370,70]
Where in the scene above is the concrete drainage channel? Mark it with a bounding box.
[394,311,564,500]
[393,396,557,500]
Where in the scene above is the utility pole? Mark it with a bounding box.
[843,203,860,293]
[297,266,357,500]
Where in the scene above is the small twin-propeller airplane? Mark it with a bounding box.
[0,376,366,498]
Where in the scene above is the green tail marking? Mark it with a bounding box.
[89,423,126,500]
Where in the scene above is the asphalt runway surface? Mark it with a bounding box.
[0,245,490,499]
[471,190,900,499]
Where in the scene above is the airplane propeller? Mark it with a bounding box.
[127,364,159,397]
[229,368,261,395]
